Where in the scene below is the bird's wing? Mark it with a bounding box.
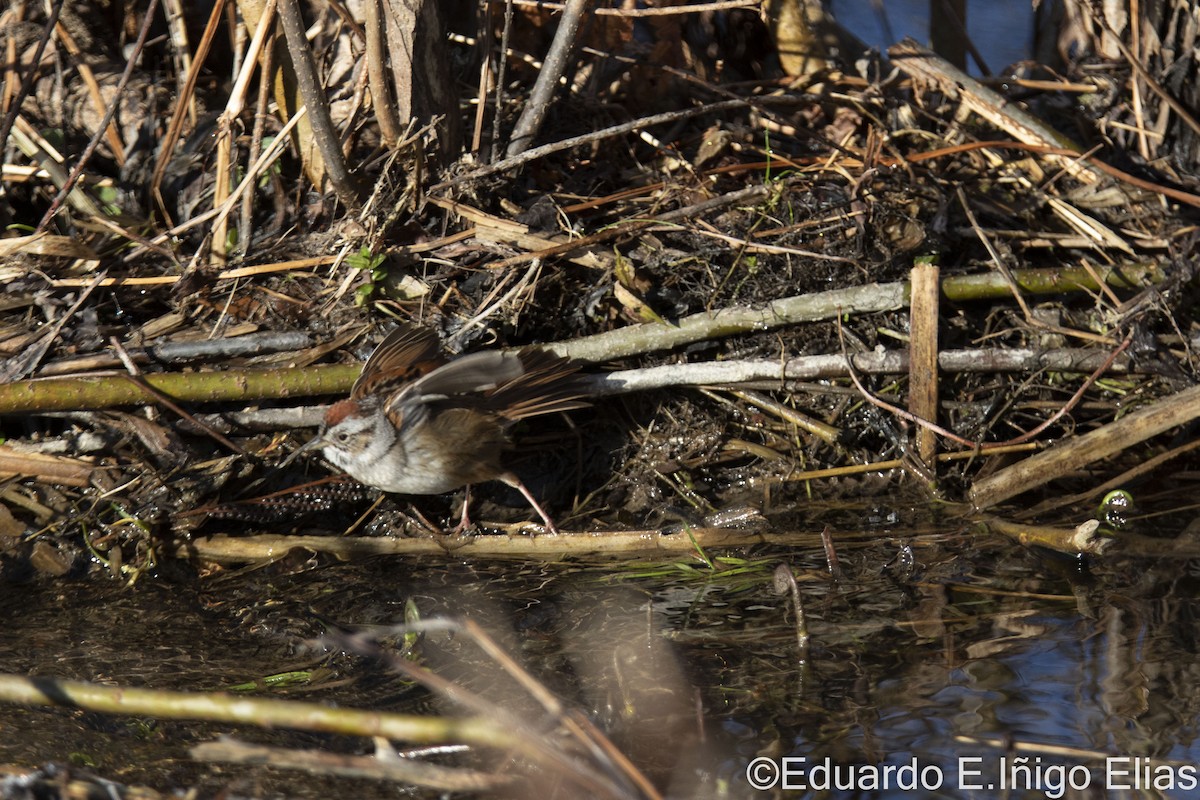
[385,350,526,414]
[351,323,444,400]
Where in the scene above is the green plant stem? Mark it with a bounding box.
[0,365,360,414]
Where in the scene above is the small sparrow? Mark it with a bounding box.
[302,323,589,533]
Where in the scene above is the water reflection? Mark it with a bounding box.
[2,529,1199,798]
[691,549,1200,798]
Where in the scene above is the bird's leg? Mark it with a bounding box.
[499,471,561,534]
[449,485,474,535]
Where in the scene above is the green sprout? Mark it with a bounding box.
[348,246,387,306]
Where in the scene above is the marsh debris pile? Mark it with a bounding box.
[0,1,1198,574]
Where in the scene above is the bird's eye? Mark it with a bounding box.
[335,431,352,444]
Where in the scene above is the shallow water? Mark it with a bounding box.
[2,510,1199,798]
[830,0,1036,75]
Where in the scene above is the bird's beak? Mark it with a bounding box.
[279,430,324,469]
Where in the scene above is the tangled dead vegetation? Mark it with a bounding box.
[1,1,1199,575]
